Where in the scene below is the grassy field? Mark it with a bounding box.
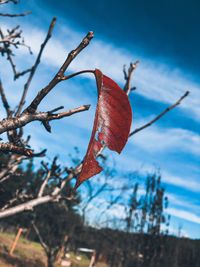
[0,231,107,267]
[0,231,46,266]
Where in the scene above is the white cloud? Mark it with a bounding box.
[162,171,200,192]
[167,208,200,224]
[167,193,200,212]
[109,149,200,194]
[130,125,200,156]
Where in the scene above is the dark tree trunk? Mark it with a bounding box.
[47,253,56,267]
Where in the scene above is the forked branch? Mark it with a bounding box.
[24,31,94,114]
[123,61,139,94]
[0,105,90,135]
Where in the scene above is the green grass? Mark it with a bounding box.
[0,231,47,267]
[0,231,108,267]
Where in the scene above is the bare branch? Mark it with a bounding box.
[0,142,33,156]
[16,17,57,115]
[37,171,51,198]
[0,195,55,219]
[24,31,94,114]
[129,91,190,137]
[0,26,32,79]
[62,69,94,80]
[0,29,21,44]
[0,154,24,183]
[0,11,31,17]
[0,142,46,157]
[0,79,12,117]
[0,105,90,135]
[14,68,33,79]
[0,162,81,218]
[0,27,18,76]
[38,157,59,197]
[52,163,82,196]
[123,61,139,94]
[31,221,49,254]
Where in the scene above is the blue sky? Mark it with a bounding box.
[0,0,200,238]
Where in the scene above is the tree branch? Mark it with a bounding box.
[123,61,139,94]
[38,157,59,197]
[129,91,190,137]
[0,154,24,183]
[24,31,94,114]
[0,162,81,218]
[37,171,51,198]
[52,165,82,197]
[0,105,90,135]
[31,221,49,254]
[0,11,31,17]
[0,26,32,79]
[0,142,46,157]
[16,17,57,115]
[62,69,94,80]
[0,79,12,117]
[0,195,56,219]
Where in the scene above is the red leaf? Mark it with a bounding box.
[75,69,132,189]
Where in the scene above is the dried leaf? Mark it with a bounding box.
[75,69,132,189]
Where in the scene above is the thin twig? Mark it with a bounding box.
[37,171,51,197]
[0,26,32,79]
[52,163,82,196]
[0,11,31,17]
[0,28,17,76]
[16,17,57,115]
[0,154,24,183]
[14,68,33,79]
[0,79,12,116]
[129,91,190,137]
[123,61,139,94]
[31,221,49,254]
[38,157,59,197]
[62,69,94,80]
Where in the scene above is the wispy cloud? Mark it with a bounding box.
[112,156,200,196]
[162,172,200,193]
[166,193,200,211]
[167,208,200,224]
[130,125,200,156]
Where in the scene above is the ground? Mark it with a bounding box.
[0,231,107,267]
[0,231,45,267]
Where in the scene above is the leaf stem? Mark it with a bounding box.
[63,69,95,80]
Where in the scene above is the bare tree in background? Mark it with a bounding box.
[0,0,189,219]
